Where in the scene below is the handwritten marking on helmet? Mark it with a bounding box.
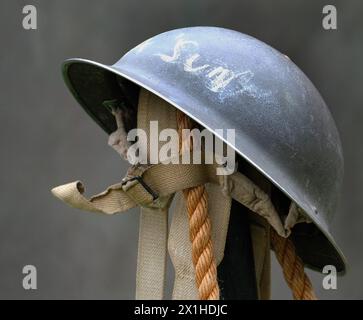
[184,53,209,73]
[206,67,254,93]
[155,38,199,63]
[206,67,236,92]
[155,35,255,96]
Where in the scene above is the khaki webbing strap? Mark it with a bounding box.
[52,162,301,299]
[136,206,169,299]
[52,162,292,237]
[50,161,213,213]
[228,173,286,237]
[169,185,231,300]
[133,89,176,299]
[168,193,198,299]
[51,181,136,214]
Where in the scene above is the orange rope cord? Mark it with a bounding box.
[270,229,317,300]
[177,110,219,300]
[176,110,316,300]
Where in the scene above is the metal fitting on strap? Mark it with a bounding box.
[121,175,159,201]
[121,166,172,209]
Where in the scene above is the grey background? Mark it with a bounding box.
[0,0,362,299]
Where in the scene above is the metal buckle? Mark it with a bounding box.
[121,176,159,201]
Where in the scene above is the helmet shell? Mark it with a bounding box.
[62,27,346,272]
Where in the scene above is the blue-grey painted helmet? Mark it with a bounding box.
[62,27,346,273]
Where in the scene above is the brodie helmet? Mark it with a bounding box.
[53,27,347,301]
[61,27,345,273]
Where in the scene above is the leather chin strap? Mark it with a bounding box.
[51,89,309,299]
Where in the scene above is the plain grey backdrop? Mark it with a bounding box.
[0,0,362,299]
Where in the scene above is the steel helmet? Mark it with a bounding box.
[62,27,346,273]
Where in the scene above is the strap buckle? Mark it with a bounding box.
[121,175,159,201]
[121,164,173,209]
